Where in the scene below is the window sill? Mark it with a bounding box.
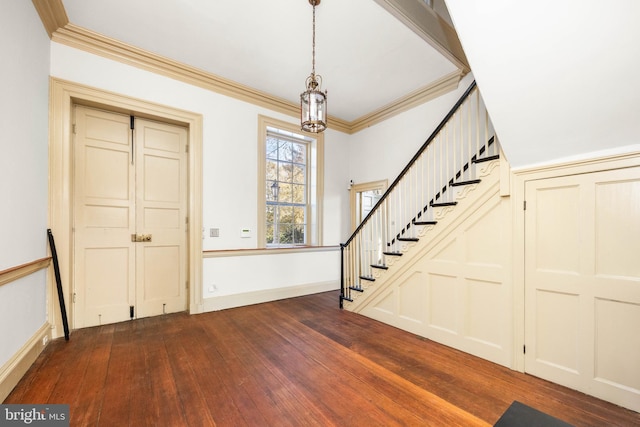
[202,245,339,258]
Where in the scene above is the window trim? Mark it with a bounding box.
[258,115,324,248]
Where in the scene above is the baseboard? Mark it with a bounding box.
[0,322,50,402]
[203,281,339,312]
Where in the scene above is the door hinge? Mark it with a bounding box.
[130,305,134,319]
[186,216,189,232]
[73,293,76,303]
[130,116,135,165]
[186,280,189,289]
[185,144,189,153]
[523,201,527,210]
[523,344,526,354]
[72,124,77,134]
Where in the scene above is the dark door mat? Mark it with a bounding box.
[494,401,574,427]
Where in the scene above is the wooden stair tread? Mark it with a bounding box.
[451,179,481,187]
[430,201,457,207]
[383,251,402,256]
[473,154,499,163]
[413,220,437,225]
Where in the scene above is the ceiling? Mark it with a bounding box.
[38,0,468,132]
[446,0,640,168]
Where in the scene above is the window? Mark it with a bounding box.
[258,116,323,248]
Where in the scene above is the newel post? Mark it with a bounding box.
[339,243,345,309]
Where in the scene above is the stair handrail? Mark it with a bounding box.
[342,80,478,248]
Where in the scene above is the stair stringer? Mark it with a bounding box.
[344,159,514,367]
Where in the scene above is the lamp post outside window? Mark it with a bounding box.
[270,181,280,244]
[271,181,279,201]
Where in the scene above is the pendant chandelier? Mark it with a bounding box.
[300,0,327,133]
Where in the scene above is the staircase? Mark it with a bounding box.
[340,81,499,309]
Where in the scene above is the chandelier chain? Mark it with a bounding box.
[311,3,316,75]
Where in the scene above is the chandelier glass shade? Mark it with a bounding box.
[300,0,327,133]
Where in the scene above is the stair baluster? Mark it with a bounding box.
[340,81,497,307]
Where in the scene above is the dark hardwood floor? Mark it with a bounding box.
[5,291,639,426]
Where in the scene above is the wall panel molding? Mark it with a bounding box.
[0,322,50,402]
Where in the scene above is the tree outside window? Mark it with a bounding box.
[266,131,309,245]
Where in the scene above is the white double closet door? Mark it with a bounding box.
[524,166,640,412]
[73,106,188,328]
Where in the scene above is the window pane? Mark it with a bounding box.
[292,142,306,164]
[266,223,274,244]
[279,162,293,183]
[278,184,293,203]
[292,164,305,184]
[292,184,305,204]
[280,140,293,161]
[280,206,293,223]
[279,224,293,244]
[293,206,305,225]
[293,225,305,244]
[266,205,275,222]
[266,137,279,159]
[266,160,278,181]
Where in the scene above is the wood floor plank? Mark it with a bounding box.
[199,312,335,426]
[95,322,134,426]
[294,297,634,427]
[224,307,396,426]
[172,315,247,426]
[199,312,285,426]
[126,322,158,427]
[208,325,319,426]
[242,302,489,426]
[70,325,114,426]
[162,319,218,427]
[46,327,101,407]
[4,291,639,426]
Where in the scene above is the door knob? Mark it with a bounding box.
[131,233,152,242]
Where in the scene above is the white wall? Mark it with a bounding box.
[203,250,340,303]
[49,43,351,306]
[347,73,475,190]
[0,2,50,367]
[445,0,640,169]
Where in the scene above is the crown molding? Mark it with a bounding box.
[52,24,357,134]
[31,0,68,38]
[349,70,464,133]
[35,0,464,135]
